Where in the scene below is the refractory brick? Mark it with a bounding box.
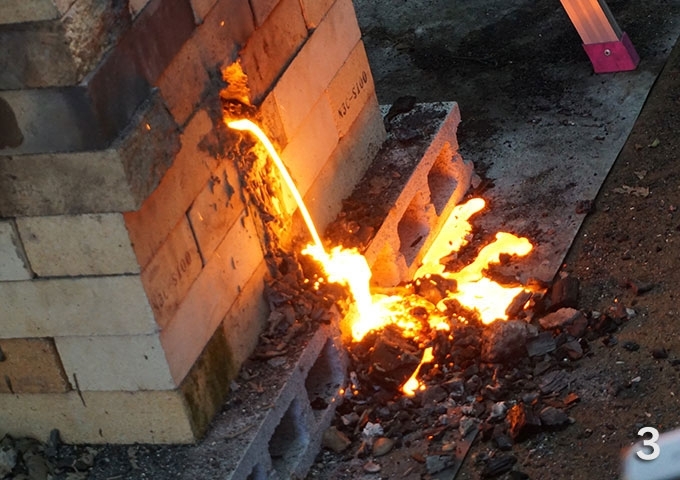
[0,338,70,394]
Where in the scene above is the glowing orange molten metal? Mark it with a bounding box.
[227,118,534,396]
[402,347,434,396]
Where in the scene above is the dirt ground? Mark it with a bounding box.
[505,40,680,480]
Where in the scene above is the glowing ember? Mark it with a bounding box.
[401,347,434,396]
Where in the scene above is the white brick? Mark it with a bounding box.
[128,0,151,17]
[240,0,308,103]
[0,220,31,281]
[325,41,376,138]
[249,0,279,25]
[188,160,245,263]
[55,334,174,391]
[1,276,156,338]
[0,390,195,444]
[0,0,73,25]
[221,261,269,369]
[302,92,386,231]
[271,0,361,139]
[141,217,202,329]
[161,212,264,385]
[189,0,217,23]
[279,96,339,215]
[16,213,138,277]
[124,109,218,268]
[299,0,335,28]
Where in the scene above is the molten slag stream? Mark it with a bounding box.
[227,119,324,251]
[226,119,534,396]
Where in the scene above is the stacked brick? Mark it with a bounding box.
[0,0,386,443]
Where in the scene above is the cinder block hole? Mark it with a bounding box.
[397,191,432,265]
[427,142,459,216]
[269,399,310,477]
[246,464,267,480]
[305,338,345,418]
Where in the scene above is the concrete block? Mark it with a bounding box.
[141,217,202,328]
[0,94,180,216]
[279,97,339,215]
[299,0,335,28]
[0,0,131,89]
[0,390,195,444]
[55,334,174,391]
[325,41,376,138]
[188,160,245,264]
[16,213,139,277]
[302,92,386,234]
[271,0,361,139]
[240,0,308,104]
[1,275,156,338]
[0,220,32,281]
[124,109,217,268]
[179,321,347,479]
[0,338,70,394]
[160,213,264,385]
[0,0,73,24]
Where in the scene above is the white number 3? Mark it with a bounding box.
[637,427,660,461]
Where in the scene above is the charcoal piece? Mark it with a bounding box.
[565,313,589,337]
[622,341,640,352]
[591,314,617,334]
[481,321,530,364]
[422,385,448,405]
[480,454,517,478]
[538,369,569,395]
[493,433,513,451]
[526,332,556,357]
[442,378,465,400]
[426,455,455,474]
[557,339,583,360]
[539,406,570,428]
[365,327,421,390]
[505,290,533,318]
[549,276,579,311]
[505,403,541,440]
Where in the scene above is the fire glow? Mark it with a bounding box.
[227,119,534,397]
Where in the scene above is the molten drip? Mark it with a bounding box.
[401,347,434,396]
[226,119,324,251]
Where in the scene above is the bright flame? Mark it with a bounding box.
[402,347,434,396]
